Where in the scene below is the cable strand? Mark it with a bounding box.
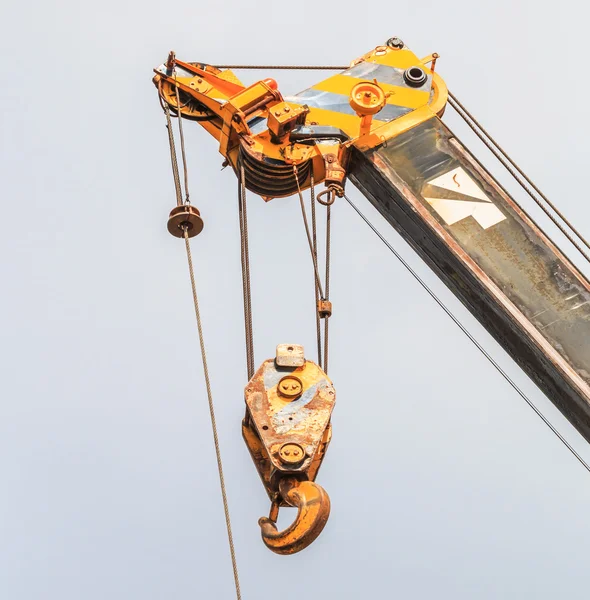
[238,162,255,379]
[323,202,332,375]
[310,175,323,368]
[174,75,191,204]
[343,193,590,475]
[182,229,242,600]
[294,166,326,300]
[448,92,590,265]
[163,105,183,207]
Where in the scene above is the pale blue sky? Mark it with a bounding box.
[2,1,590,598]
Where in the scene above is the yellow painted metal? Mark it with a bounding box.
[154,42,448,198]
[351,73,448,151]
[313,74,429,110]
[307,106,389,133]
[258,478,331,555]
[301,44,447,148]
[242,350,335,554]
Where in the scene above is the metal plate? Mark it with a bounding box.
[245,360,335,474]
[350,117,590,440]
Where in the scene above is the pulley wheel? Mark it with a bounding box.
[167,205,204,238]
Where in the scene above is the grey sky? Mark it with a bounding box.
[2,1,590,599]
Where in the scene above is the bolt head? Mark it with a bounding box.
[277,375,303,399]
[386,37,404,49]
[278,443,305,465]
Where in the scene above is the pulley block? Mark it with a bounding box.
[242,344,335,554]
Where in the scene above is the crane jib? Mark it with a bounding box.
[350,116,590,440]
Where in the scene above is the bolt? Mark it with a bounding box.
[278,443,305,465]
[278,375,303,399]
[386,37,404,49]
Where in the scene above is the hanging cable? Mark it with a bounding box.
[323,201,332,375]
[238,162,255,380]
[448,92,590,265]
[163,104,183,207]
[173,75,191,204]
[310,174,323,368]
[163,104,242,598]
[294,166,326,300]
[293,167,335,373]
[182,228,243,600]
[343,192,590,475]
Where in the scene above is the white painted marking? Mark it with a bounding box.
[424,167,506,230]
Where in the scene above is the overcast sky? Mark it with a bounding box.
[2,1,590,599]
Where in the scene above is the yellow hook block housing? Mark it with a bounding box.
[242,345,335,554]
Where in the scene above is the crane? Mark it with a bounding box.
[152,38,590,564]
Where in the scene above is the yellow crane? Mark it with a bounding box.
[152,37,590,567]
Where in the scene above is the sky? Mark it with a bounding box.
[2,1,590,599]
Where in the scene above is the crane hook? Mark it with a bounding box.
[258,477,331,555]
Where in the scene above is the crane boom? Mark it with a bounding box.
[350,118,590,439]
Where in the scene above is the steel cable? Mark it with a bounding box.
[310,175,323,368]
[238,162,255,379]
[448,92,590,265]
[174,76,191,204]
[182,230,243,600]
[163,105,183,207]
[294,166,326,300]
[323,202,332,375]
[164,104,242,599]
[343,192,590,475]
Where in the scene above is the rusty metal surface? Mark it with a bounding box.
[243,357,335,494]
[258,477,331,555]
[350,116,590,440]
[318,300,333,318]
[167,205,204,238]
[275,343,305,367]
[243,353,335,554]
